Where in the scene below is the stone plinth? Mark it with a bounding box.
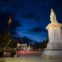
[42,23,62,62]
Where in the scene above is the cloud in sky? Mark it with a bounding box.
[29,26,47,33]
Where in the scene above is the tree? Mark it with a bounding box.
[0,33,17,49]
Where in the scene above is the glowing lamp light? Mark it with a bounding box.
[8,16,12,24]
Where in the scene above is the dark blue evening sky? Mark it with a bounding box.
[0,0,62,42]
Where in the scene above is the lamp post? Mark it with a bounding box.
[5,16,12,48]
[8,16,12,44]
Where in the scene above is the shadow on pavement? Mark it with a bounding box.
[0,58,5,62]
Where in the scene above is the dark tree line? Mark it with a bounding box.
[31,39,48,50]
[0,33,17,49]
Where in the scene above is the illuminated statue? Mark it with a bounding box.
[50,9,58,23]
[43,9,62,61]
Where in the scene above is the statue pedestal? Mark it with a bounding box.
[42,23,62,62]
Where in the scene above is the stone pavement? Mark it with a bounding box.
[0,54,44,62]
[0,53,62,62]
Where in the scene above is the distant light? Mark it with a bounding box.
[9,39,11,41]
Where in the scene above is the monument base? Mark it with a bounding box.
[42,54,62,60]
[42,49,62,62]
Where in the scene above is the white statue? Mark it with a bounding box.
[50,9,58,23]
